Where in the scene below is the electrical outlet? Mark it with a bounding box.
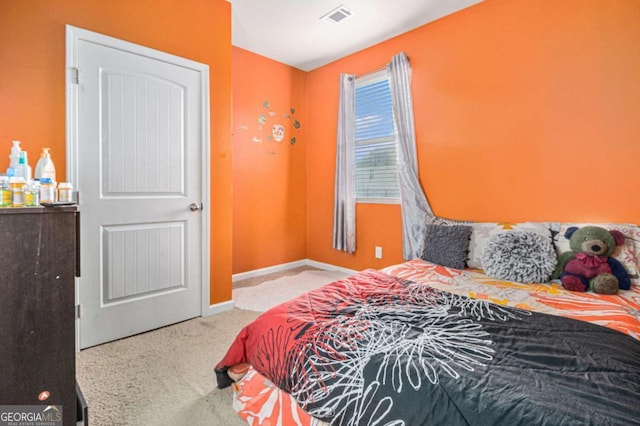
[375,246,382,259]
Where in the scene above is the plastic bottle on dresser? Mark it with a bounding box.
[17,151,32,181]
[9,176,26,207]
[58,182,73,203]
[6,140,21,177]
[39,177,55,204]
[24,181,40,207]
[0,176,11,207]
[34,147,56,181]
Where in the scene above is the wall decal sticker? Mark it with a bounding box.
[248,102,302,155]
[272,124,285,142]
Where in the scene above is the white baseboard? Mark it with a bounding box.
[304,259,359,276]
[206,300,234,316]
[232,259,358,282]
[203,260,358,317]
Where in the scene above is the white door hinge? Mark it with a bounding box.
[71,67,79,84]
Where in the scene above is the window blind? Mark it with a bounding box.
[354,71,400,201]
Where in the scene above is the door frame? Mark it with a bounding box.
[65,25,211,350]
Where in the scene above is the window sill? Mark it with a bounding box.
[356,197,401,205]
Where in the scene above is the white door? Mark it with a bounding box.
[66,26,210,349]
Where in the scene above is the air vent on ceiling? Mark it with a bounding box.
[321,5,353,24]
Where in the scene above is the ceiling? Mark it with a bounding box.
[230,0,483,71]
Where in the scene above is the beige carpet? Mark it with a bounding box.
[233,269,350,312]
[76,269,351,425]
[76,309,260,426]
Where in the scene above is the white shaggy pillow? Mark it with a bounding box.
[467,222,554,269]
[481,231,557,283]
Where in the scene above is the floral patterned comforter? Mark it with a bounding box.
[384,259,640,340]
[216,261,640,425]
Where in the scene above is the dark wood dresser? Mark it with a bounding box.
[0,206,86,425]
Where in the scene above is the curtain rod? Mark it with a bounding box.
[342,55,410,81]
[340,65,384,82]
[356,65,386,79]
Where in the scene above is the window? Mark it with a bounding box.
[354,70,400,203]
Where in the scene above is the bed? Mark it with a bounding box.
[215,222,640,425]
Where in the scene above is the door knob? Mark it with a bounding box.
[189,203,202,212]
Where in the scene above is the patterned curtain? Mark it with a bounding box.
[332,74,357,253]
[387,52,433,260]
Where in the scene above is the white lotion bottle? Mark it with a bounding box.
[6,140,21,177]
[35,147,56,182]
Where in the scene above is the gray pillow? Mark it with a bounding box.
[481,231,557,283]
[421,224,472,270]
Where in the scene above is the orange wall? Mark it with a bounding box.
[0,0,233,305]
[232,47,307,273]
[5,0,638,289]
[306,0,640,271]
